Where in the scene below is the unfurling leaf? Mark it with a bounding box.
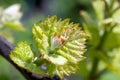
[32,16,88,77]
[10,16,88,78]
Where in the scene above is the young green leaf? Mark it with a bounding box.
[10,42,45,75]
[10,16,88,78]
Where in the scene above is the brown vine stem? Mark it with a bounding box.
[0,36,63,80]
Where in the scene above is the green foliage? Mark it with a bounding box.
[10,42,45,75]
[10,16,88,78]
[80,0,120,79]
[0,4,25,43]
[2,0,120,80]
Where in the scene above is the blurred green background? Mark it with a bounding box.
[0,0,120,80]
